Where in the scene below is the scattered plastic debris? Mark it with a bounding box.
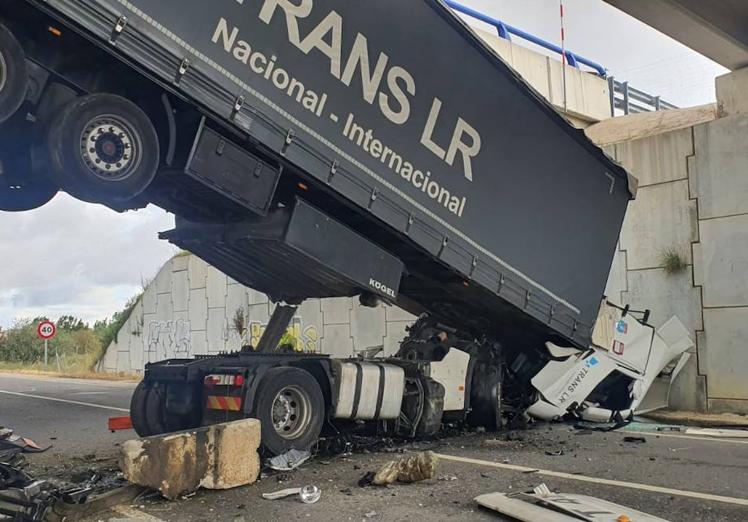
[262,485,321,504]
[0,428,50,463]
[298,485,321,504]
[267,449,312,471]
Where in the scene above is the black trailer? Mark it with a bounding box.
[0,0,634,452]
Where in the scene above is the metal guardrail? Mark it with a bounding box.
[608,77,678,115]
[445,0,607,76]
[446,1,679,116]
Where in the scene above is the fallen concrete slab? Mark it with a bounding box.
[119,419,261,499]
[476,483,670,522]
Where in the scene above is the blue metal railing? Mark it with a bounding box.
[445,0,607,77]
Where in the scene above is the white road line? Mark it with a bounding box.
[620,429,748,445]
[0,372,137,388]
[436,453,748,507]
[0,390,129,413]
[112,505,166,522]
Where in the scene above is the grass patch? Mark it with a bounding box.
[0,362,138,381]
[661,248,687,274]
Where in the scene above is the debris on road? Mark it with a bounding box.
[357,471,376,487]
[623,436,647,444]
[573,416,630,432]
[685,427,748,438]
[0,428,50,462]
[267,449,311,471]
[475,483,670,521]
[262,485,321,504]
[0,458,133,522]
[120,419,260,499]
[372,451,439,486]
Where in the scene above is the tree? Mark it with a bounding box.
[57,315,88,332]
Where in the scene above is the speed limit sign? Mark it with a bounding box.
[37,321,57,340]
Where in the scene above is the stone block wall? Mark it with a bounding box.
[99,254,416,374]
[604,68,748,412]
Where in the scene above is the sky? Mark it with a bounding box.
[459,0,728,108]
[0,1,730,328]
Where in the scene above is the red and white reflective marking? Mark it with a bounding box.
[204,374,245,387]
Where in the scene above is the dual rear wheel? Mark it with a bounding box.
[130,381,196,437]
[131,368,325,457]
[0,22,160,211]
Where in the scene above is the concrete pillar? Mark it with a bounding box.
[716,67,748,116]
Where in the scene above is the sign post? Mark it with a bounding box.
[37,321,57,366]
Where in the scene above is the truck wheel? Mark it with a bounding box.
[467,362,502,431]
[47,93,159,203]
[131,381,191,437]
[251,367,324,456]
[0,134,58,211]
[130,381,152,437]
[0,175,58,211]
[0,23,28,124]
[144,383,169,435]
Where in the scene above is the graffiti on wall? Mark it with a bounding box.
[249,317,319,352]
[145,319,192,361]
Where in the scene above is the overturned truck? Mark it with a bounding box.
[1,0,639,453]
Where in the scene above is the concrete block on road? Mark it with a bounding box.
[120,419,261,499]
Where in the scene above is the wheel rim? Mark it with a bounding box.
[79,115,142,181]
[0,50,7,93]
[271,385,312,440]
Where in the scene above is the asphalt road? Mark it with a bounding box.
[129,424,748,522]
[2,373,747,521]
[0,372,137,463]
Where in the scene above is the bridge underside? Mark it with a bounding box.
[604,0,748,70]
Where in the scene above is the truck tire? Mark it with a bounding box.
[0,173,58,211]
[467,362,502,431]
[131,381,191,436]
[144,383,169,435]
[130,381,152,437]
[47,93,159,204]
[0,124,58,211]
[0,23,28,124]
[251,367,324,456]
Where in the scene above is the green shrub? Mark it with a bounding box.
[661,248,687,274]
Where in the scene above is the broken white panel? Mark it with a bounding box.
[430,348,470,412]
[531,351,618,410]
[524,489,669,522]
[475,492,578,522]
[606,313,654,374]
[637,352,691,413]
[684,428,748,438]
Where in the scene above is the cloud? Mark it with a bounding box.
[0,193,176,327]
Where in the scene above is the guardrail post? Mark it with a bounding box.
[622,81,630,115]
[653,95,661,111]
[565,52,579,68]
[608,76,616,117]
[496,21,510,40]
